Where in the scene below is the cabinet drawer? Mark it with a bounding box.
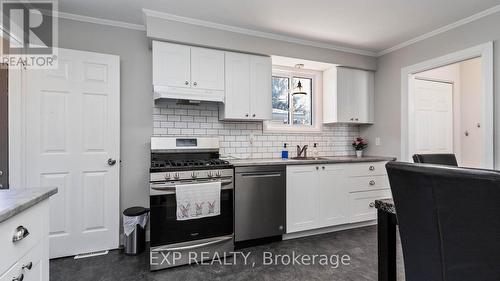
[0,242,43,281]
[344,162,388,177]
[347,175,389,192]
[349,189,392,223]
[0,201,44,274]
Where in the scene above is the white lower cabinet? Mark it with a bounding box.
[0,200,49,281]
[286,162,391,234]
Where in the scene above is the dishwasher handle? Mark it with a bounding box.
[239,173,283,178]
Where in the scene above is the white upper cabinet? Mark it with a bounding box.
[152,41,191,88]
[152,41,225,102]
[219,53,272,120]
[222,52,251,119]
[323,67,374,124]
[191,47,225,91]
[250,55,272,120]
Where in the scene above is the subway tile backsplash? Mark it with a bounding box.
[153,100,360,159]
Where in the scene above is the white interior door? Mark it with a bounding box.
[25,48,120,258]
[411,79,453,155]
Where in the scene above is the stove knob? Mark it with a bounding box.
[207,171,213,178]
[164,173,171,180]
[191,172,198,179]
[215,171,221,178]
[173,173,180,180]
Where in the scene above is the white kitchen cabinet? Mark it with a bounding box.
[221,52,250,119]
[286,161,391,234]
[152,41,191,88]
[219,53,272,120]
[191,47,225,91]
[286,165,319,233]
[152,41,225,102]
[287,164,349,233]
[318,165,349,227]
[0,200,50,281]
[249,55,272,120]
[323,67,374,124]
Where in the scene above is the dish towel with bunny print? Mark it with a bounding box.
[175,181,221,220]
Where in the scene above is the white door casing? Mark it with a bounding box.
[410,79,453,156]
[24,48,120,258]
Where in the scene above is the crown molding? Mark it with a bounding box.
[56,11,146,31]
[378,4,500,56]
[142,9,377,57]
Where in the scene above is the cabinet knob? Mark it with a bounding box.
[22,262,33,270]
[12,273,24,281]
[322,166,325,170]
[193,82,198,86]
[355,118,359,121]
[245,114,249,117]
[350,118,354,121]
[316,166,319,170]
[12,226,29,242]
[369,202,375,208]
[252,114,256,117]
[369,165,375,171]
[184,81,189,85]
[369,180,376,186]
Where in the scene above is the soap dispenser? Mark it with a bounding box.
[281,143,289,159]
[312,143,319,158]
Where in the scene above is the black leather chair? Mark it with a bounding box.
[386,161,500,281]
[412,153,458,166]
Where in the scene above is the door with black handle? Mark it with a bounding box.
[235,165,286,242]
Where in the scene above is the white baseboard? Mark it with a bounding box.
[283,220,376,240]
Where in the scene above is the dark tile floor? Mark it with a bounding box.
[50,226,405,281]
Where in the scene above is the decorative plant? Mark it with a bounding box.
[352,137,368,151]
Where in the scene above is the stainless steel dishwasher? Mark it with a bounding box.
[234,165,286,242]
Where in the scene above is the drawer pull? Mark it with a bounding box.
[369,180,376,186]
[369,165,375,171]
[12,226,30,243]
[12,273,24,281]
[22,262,33,270]
[369,202,375,208]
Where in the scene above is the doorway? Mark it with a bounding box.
[401,42,494,169]
[409,57,484,167]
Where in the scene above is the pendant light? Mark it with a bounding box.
[292,64,307,96]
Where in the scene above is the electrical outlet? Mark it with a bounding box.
[375,137,381,146]
[249,133,255,145]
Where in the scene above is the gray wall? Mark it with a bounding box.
[361,11,500,166]
[58,19,153,215]
[57,17,376,220]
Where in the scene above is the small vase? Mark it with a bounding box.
[356,150,363,158]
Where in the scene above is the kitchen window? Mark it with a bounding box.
[265,66,322,132]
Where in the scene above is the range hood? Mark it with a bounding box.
[153,85,225,103]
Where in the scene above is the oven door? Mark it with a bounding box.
[150,180,234,247]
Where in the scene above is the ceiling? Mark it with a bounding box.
[58,0,500,54]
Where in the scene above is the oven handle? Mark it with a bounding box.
[151,179,233,190]
[152,236,233,252]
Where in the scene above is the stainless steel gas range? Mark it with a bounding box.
[149,137,234,270]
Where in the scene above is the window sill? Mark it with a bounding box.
[263,122,323,134]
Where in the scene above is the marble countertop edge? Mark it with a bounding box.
[0,187,58,223]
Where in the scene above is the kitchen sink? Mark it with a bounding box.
[290,157,328,160]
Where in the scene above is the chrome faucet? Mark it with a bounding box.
[297,145,308,158]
